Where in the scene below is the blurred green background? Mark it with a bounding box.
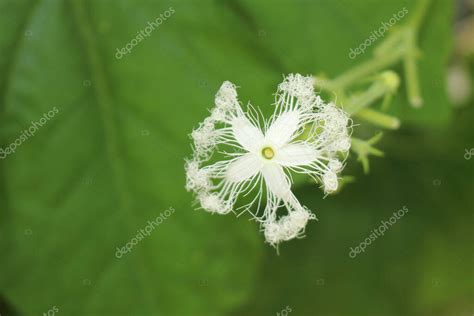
[0,0,472,315]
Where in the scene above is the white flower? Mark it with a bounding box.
[185,74,351,246]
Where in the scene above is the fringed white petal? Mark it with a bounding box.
[226,153,263,183]
[265,110,300,147]
[261,163,291,200]
[185,159,212,192]
[328,159,343,173]
[215,81,239,113]
[198,192,232,214]
[322,170,338,193]
[264,207,316,246]
[275,143,319,167]
[276,74,320,112]
[231,116,264,153]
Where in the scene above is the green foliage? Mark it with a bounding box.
[1,0,469,316]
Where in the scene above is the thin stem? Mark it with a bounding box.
[409,0,432,31]
[321,0,432,95]
[403,0,432,108]
[403,32,423,107]
[345,71,399,114]
[355,108,400,129]
[374,30,405,57]
[332,49,404,89]
[346,83,387,114]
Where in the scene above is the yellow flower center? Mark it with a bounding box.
[261,147,275,160]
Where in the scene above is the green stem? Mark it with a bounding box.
[403,31,423,107]
[355,108,400,129]
[346,82,388,114]
[403,0,432,107]
[409,0,432,31]
[320,0,431,94]
[374,30,405,57]
[332,49,404,89]
[345,71,399,114]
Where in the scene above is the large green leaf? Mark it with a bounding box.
[0,0,456,315]
[0,0,267,315]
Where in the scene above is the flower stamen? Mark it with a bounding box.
[261,147,275,160]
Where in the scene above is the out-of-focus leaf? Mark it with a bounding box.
[0,0,268,314]
[0,0,459,315]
